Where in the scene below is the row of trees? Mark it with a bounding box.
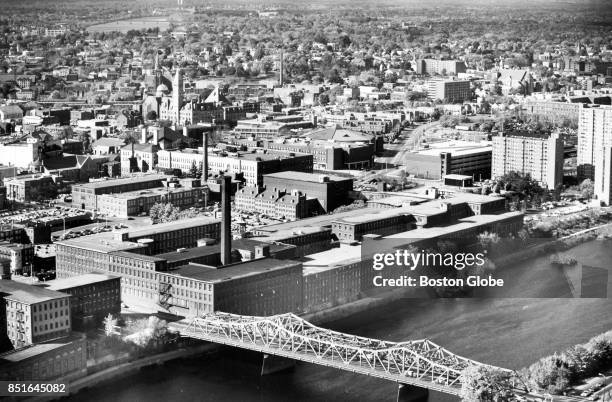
[521,330,612,394]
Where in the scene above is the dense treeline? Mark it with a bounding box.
[521,331,612,394]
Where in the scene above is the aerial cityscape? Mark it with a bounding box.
[0,0,611,400]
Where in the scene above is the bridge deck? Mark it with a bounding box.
[167,312,512,396]
[170,320,461,395]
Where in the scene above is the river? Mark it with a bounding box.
[69,239,612,402]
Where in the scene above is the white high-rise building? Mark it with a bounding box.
[577,105,612,180]
[595,146,612,206]
[492,132,564,190]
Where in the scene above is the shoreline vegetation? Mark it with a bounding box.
[459,329,612,399]
[521,331,612,395]
[482,207,612,270]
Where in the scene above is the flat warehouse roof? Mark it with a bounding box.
[56,233,144,253]
[0,333,84,363]
[168,258,300,283]
[263,171,352,183]
[42,273,120,290]
[127,217,220,238]
[73,175,166,190]
[0,280,69,304]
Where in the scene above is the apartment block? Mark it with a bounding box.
[492,132,564,189]
[577,105,612,179]
[595,146,612,206]
[426,79,471,102]
[415,59,467,76]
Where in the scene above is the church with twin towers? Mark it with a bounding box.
[144,54,246,127]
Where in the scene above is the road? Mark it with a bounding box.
[375,121,440,169]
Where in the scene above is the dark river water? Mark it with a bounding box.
[69,240,612,402]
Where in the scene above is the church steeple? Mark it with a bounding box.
[153,52,161,87]
[172,68,183,124]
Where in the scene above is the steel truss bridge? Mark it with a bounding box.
[169,312,513,396]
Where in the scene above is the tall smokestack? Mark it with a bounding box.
[203,132,208,184]
[220,175,231,266]
[279,48,284,87]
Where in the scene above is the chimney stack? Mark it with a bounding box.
[220,175,232,266]
[203,132,208,183]
[279,48,284,87]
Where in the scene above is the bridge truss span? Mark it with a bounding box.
[173,312,510,395]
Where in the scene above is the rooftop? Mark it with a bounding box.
[302,243,363,274]
[263,171,352,183]
[55,232,144,253]
[412,140,492,157]
[252,207,379,236]
[126,216,220,239]
[98,185,202,201]
[157,239,293,263]
[168,258,300,282]
[444,174,473,180]
[0,280,69,304]
[41,273,120,291]
[385,211,524,240]
[73,174,166,190]
[332,193,506,225]
[0,333,85,363]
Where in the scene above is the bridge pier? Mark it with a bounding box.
[260,354,295,376]
[397,384,429,402]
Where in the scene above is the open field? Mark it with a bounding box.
[87,17,171,33]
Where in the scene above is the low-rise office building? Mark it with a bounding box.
[42,274,121,329]
[0,242,34,276]
[96,185,208,218]
[415,59,467,76]
[426,79,471,102]
[71,174,167,210]
[404,140,492,181]
[0,333,86,381]
[0,281,71,349]
[4,176,56,203]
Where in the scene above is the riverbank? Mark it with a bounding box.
[25,343,218,402]
[492,221,612,269]
[46,286,414,400]
[522,330,612,396]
